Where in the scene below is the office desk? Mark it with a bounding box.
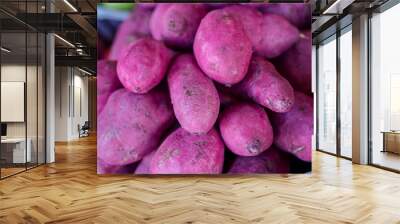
[381,131,400,155]
[1,138,31,163]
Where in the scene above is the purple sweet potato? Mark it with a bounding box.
[97,159,136,174]
[134,151,156,174]
[150,128,225,174]
[150,3,207,49]
[222,5,263,51]
[205,3,234,10]
[98,88,174,166]
[255,14,299,59]
[194,9,252,85]
[276,31,312,94]
[150,4,170,41]
[272,91,313,162]
[260,3,311,29]
[137,3,157,9]
[219,103,273,156]
[168,54,220,134]
[228,146,290,174]
[117,38,173,93]
[234,56,294,113]
[97,60,121,115]
[110,7,152,60]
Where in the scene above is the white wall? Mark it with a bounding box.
[54,67,89,141]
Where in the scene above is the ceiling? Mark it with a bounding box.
[0,0,98,74]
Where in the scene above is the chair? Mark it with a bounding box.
[78,121,90,138]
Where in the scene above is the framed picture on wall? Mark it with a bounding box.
[97,3,313,175]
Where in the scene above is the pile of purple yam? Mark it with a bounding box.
[98,3,313,174]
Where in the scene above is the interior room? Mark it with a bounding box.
[0,23,46,178]
[370,2,400,171]
[0,0,400,223]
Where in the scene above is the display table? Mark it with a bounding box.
[381,131,400,154]
[1,138,31,164]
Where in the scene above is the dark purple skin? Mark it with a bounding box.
[117,38,173,93]
[228,147,290,174]
[110,7,152,60]
[151,3,208,49]
[276,31,312,94]
[168,54,220,134]
[134,151,156,174]
[260,3,311,29]
[234,56,294,113]
[98,88,174,166]
[98,38,105,60]
[97,60,121,115]
[193,9,252,85]
[205,3,236,9]
[219,103,274,157]
[137,3,157,9]
[150,128,225,174]
[255,14,300,59]
[222,5,263,51]
[272,92,313,162]
[217,85,239,107]
[150,4,170,41]
[97,159,136,174]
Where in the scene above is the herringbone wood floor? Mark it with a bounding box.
[1,135,400,224]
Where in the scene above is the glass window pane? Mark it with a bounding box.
[371,3,400,171]
[27,31,38,169]
[1,31,27,177]
[318,36,337,154]
[340,28,352,158]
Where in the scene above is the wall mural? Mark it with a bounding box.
[97,3,313,174]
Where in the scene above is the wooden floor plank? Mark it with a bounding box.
[0,135,399,224]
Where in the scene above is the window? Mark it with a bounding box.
[339,27,352,158]
[370,2,400,171]
[317,35,337,154]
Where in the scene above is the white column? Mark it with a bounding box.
[352,14,369,164]
[46,32,55,163]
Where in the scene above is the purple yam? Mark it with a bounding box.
[150,4,171,41]
[223,5,263,51]
[110,7,152,60]
[150,128,225,174]
[276,30,312,94]
[117,38,173,93]
[134,151,156,174]
[150,3,207,49]
[137,3,157,9]
[260,3,311,29]
[194,9,252,85]
[98,88,174,166]
[272,91,313,162]
[255,14,299,59]
[97,60,121,115]
[234,56,294,113]
[228,147,290,174]
[97,159,136,174]
[219,103,273,156]
[168,54,220,134]
[205,3,235,10]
